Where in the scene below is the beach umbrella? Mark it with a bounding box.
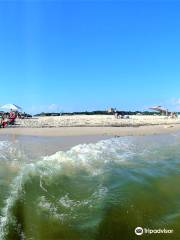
[149,106,168,116]
[149,106,167,112]
[0,104,22,112]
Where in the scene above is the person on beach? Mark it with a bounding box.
[8,110,16,125]
[171,112,178,118]
[0,114,8,128]
[9,109,15,119]
[0,116,3,128]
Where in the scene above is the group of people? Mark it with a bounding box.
[0,110,17,128]
[114,111,130,119]
[170,112,178,118]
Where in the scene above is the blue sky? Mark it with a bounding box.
[0,0,180,114]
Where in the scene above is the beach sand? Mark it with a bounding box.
[0,125,180,137]
[14,115,180,128]
[1,115,180,147]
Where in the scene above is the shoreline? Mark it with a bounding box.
[1,125,180,137]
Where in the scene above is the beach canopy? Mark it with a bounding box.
[0,104,22,112]
[149,106,167,113]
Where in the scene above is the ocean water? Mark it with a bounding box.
[0,134,180,240]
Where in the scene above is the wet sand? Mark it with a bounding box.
[0,125,180,137]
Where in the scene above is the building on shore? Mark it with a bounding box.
[107,108,116,113]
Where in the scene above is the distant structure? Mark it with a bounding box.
[107,108,116,113]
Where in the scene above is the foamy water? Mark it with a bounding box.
[0,135,180,239]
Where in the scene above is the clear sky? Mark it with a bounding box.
[0,0,180,114]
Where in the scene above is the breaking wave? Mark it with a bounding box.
[0,136,180,240]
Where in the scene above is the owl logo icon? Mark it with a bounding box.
[135,227,143,236]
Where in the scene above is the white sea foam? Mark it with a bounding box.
[0,140,28,163]
[42,138,136,176]
[0,138,134,238]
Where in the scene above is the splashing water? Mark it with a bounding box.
[0,135,180,240]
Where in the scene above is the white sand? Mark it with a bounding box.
[14,115,180,128]
[0,115,180,137]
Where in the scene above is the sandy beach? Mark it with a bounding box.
[1,115,180,137]
[0,125,180,137]
[14,115,180,128]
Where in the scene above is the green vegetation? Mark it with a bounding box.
[34,111,165,117]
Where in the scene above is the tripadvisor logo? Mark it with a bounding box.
[135,227,143,236]
[135,226,174,236]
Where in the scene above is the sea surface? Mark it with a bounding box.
[0,134,180,240]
